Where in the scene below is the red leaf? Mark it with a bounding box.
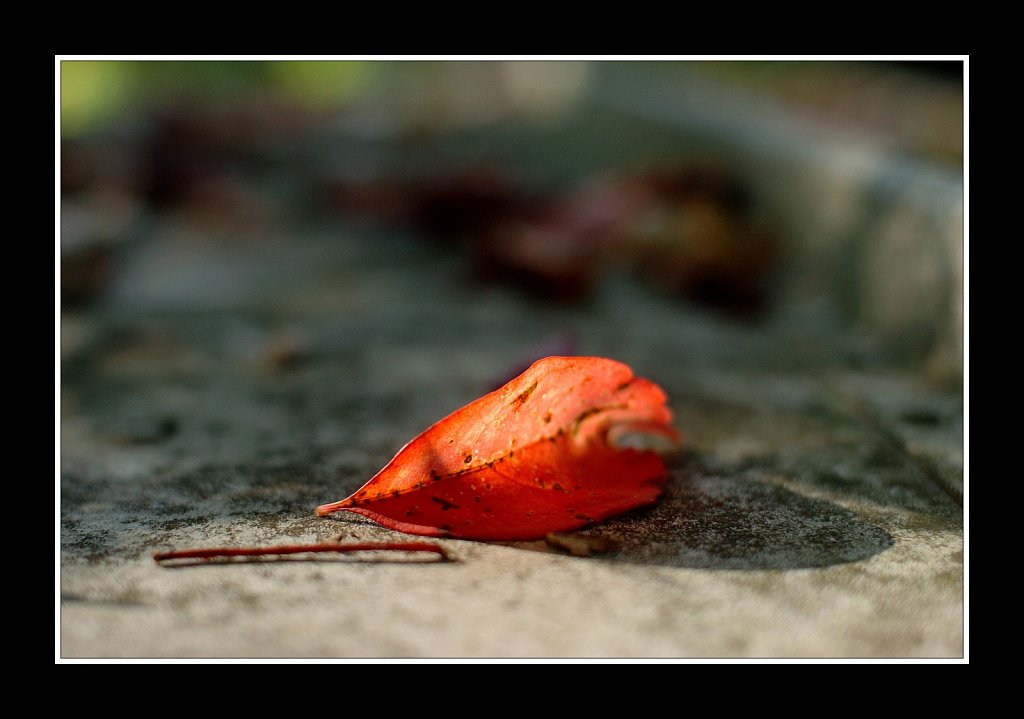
[316,356,679,540]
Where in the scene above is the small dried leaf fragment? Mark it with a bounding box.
[545,532,621,557]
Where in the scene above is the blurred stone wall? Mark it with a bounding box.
[591,62,963,384]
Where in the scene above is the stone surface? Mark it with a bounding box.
[60,225,963,658]
[594,64,964,380]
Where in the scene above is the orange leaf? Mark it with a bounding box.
[316,356,679,540]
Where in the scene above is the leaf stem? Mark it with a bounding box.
[153,542,449,565]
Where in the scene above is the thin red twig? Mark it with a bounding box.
[153,542,449,564]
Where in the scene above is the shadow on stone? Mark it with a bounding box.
[519,462,895,570]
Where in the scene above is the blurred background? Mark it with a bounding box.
[60,60,964,382]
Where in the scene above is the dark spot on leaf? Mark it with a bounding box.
[392,490,401,498]
[512,379,539,408]
[431,496,460,511]
[430,469,442,482]
[464,454,473,464]
[574,514,593,522]
[542,411,552,423]
[616,380,633,392]
[553,483,565,492]
[474,496,481,503]
[440,524,451,532]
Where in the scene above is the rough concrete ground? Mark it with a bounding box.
[59,220,963,657]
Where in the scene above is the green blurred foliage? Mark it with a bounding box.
[267,61,368,106]
[62,62,138,137]
[60,61,371,138]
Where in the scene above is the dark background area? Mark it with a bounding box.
[61,60,964,377]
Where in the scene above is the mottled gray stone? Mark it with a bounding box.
[60,217,962,657]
